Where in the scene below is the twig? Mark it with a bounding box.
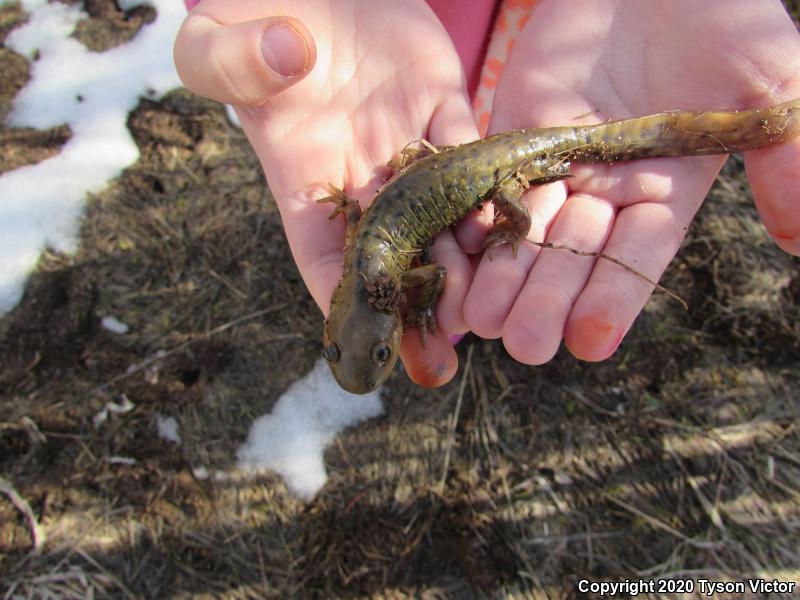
[566,387,621,418]
[533,241,689,310]
[437,344,474,493]
[606,495,720,549]
[94,303,292,392]
[525,530,624,546]
[666,449,726,532]
[0,476,45,554]
[205,266,248,300]
[75,548,137,600]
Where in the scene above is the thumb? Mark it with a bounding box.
[174,14,316,105]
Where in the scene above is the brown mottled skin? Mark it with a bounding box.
[321,100,800,393]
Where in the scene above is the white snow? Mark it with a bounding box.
[0,0,184,313]
[155,414,181,444]
[237,359,384,499]
[101,315,130,334]
[93,394,135,429]
[224,104,241,128]
[106,456,137,465]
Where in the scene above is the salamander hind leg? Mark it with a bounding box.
[485,159,572,258]
[400,264,446,348]
[484,176,531,259]
[317,184,362,249]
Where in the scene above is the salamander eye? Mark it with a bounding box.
[370,341,392,367]
[322,342,340,363]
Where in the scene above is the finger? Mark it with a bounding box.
[746,138,800,255]
[563,198,701,361]
[453,204,495,254]
[502,193,615,365]
[174,14,315,105]
[428,92,479,147]
[400,326,458,388]
[430,231,472,335]
[499,155,711,363]
[463,181,567,338]
[564,153,727,361]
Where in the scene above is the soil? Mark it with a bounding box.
[1,1,799,598]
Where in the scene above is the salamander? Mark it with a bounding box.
[320,99,800,393]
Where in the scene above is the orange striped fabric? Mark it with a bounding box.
[473,0,539,136]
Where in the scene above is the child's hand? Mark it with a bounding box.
[463,0,800,365]
[175,0,479,387]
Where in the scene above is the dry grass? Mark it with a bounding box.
[1,1,800,597]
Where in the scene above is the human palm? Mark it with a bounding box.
[175,0,478,386]
[463,0,800,364]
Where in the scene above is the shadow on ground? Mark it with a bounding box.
[1,1,799,597]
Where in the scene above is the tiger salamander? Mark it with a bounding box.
[320,99,800,393]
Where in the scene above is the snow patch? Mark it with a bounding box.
[0,0,184,313]
[101,315,130,335]
[156,414,181,444]
[191,466,209,480]
[237,359,384,499]
[93,394,135,429]
[106,456,137,466]
[224,104,241,127]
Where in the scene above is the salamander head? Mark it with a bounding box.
[322,281,402,394]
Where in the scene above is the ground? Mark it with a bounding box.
[1,1,799,598]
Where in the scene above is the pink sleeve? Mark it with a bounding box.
[184,0,200,11]
[426,0,498,96]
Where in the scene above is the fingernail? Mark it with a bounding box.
[448,333,465,346]
[261,22,308,78]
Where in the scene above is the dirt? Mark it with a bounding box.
[1,1,799,598]
[72,0,156,52]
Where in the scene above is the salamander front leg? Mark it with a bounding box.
[317,184,362,250]
[387,139,453,173]
[401,263,446,348]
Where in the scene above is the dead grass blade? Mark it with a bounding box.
[437,343,475,494]
[0,476,45,555]
[605,494,721,550]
